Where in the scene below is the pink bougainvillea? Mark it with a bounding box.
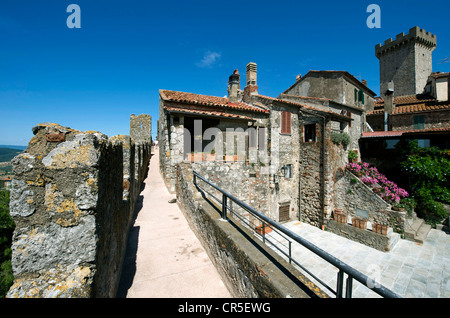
[346,161,408,204]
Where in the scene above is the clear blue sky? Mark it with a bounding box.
[1,0,449,146]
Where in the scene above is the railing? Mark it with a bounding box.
[193,170,401,298]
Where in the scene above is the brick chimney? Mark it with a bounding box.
[245,62,258,96]
[228,69,240,103]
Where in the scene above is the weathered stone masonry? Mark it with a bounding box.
[7,114,151,298]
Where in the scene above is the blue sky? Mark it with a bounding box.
[0,0,449,146]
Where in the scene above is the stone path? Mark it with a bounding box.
[117,150,232,298]
[265,221,450,298]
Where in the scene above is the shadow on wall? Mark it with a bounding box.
[116,183,146,298]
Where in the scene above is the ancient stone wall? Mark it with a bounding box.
[7,116,151,298]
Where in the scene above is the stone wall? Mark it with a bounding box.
[176,163,328,298]
[333,171,406,233]
[7,117,151,298]
[390,110,450,131]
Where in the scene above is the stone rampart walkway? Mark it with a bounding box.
[117,149,232,298]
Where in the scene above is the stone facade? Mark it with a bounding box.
[282,71,376,112]
[7,117,151,298]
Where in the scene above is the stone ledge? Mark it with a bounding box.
[326,219,400,252]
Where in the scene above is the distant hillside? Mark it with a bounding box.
[0,145,27,150]
[0,148,23,162]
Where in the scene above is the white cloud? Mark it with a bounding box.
[196,51,221,68]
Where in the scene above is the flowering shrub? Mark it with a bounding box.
[346,161,408,204]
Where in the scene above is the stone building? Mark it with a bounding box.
[280,70,376,152]
[364,26,450,154]
[158,62,353,226]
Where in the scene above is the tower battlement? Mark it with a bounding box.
[375,26,437,58]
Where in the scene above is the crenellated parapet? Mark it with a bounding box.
[375,26,437,58]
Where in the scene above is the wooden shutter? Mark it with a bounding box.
[281,111,291,134]
[279,204,290,222]
[258,127,266,150]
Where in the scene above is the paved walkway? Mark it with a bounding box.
[266,221,450,298]
[117,150,232,298]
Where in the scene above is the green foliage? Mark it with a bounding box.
[0,148,22,163]
[0,189,14,298]
[348,150,358,162]
[331,132,350,148]
[398,140,450,225]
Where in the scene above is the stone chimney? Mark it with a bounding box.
[245,62,258,96]
[228,69,240,103]
[362,79,368,87]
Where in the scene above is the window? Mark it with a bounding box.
[281,111,291,135]
[358,90,365,105]
[248,127,266,150]
[279,204,290,222]
[417,139,430,148]
[304,124,316,142]
[414,115,425,129]
[248,127,257,148]
[258,127,266,150]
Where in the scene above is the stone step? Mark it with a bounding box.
[404,217,431,244]
[415,223,431,244]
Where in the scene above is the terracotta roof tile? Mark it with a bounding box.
[374,94,437,108]
[160,89,268,114]
[362,127,450,138]
[368,102,450,115]
[163,106,254,120]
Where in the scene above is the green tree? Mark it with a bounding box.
[0,189,15,297]
[398,140,450,225]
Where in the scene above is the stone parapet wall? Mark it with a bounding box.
[7,117,151,298]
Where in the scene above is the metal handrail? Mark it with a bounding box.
[192,170,401,298]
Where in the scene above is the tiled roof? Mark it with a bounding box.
[163,106,254,121]
[160,89,269,114]
[368,102,450,115]
[362,127,450,138]
[254,94,352,121]
[374,94,437,108]
[283,70,376,96]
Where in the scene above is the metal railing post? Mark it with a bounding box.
[346,276,353,298]
[222,194,228,220]
[336,269,344,298]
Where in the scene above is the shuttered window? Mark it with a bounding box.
[281,111,291,135]
[258,127,266,150]
[279,204,290,222]
[414,115,425,129]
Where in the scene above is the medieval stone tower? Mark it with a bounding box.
[375,26,437,96]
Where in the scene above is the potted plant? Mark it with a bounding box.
[255,223,272,235]
[348,150,358,163]
[334,209,347,224]
[205,148,216,161]
[372,223,388,235]
[352,217,367,229]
